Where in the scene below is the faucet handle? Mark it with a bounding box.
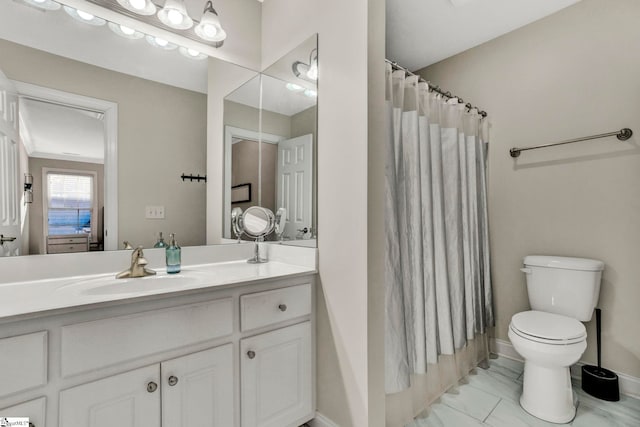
[123,241,134,250]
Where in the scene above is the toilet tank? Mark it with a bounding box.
[522,255,604,321]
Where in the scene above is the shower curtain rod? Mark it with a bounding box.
[385,59,488,117]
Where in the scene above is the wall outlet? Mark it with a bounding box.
[145,205,165,219]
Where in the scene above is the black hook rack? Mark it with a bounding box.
[181,173,207,183]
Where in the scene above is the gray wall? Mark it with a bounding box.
[417,0,640,378]
[0,39,207,249]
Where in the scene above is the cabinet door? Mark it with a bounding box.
[162,344,234,427]
[59,364,160,427]
[241,322,312,427]
[0,397,46,427]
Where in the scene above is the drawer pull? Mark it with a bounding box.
[168,375,179,386]
[278,304,287,312]
[147,381,158,393]
[247,350,256,359]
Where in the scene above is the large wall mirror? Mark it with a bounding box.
[223,34,318,247]
[0,0,258,257]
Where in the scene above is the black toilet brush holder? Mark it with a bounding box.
[581,308,619,401]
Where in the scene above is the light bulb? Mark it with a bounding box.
[167,9,184,25]
[155,37,168,47]
[119,25,135,35]
[202,24,217,38]
[33,0,46,3]
[129,0,145,10]
[187,48,200,57]
[77,10,95,20]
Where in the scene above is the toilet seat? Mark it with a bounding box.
[510,311,586,345]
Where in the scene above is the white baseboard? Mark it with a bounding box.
[491,338,640,399]
[309,412,340,427]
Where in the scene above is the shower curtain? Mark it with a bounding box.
[384,63,494,416]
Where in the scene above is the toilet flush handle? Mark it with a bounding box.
[520,267,532,274]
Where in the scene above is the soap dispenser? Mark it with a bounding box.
[165,233,181,274]
[153,232,167,248]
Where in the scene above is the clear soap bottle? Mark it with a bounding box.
[165,233,181,274]
[153,232,167,248]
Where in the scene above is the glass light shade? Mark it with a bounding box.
[178,46,207,60]
[194,3,226,42]
[22,0,61,11]
[157,0,193,30]
[108,22,144,39]
[306,61,318,81]
[145,35,177,50]
[63,6,106,26]
[116,0,156,16]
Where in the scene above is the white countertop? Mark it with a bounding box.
[0,260,315,320]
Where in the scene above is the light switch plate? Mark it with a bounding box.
[145,205,165,219]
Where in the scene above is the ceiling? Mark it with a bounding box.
[20,98,106,164]
[386,0,582,71]
[226,74,317,117]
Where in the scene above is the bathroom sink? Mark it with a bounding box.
[59,272,204,296]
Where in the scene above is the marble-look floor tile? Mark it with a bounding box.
[489,357,524,380]
[467,365,523,403]
[572,384,640,425]
[571,403,638,427]
[407,403,485,427]
[485,399,567,427]
[440,383,501,421]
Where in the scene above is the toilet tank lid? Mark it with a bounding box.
[524,255,604,271]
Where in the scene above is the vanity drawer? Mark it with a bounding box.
[47,243,88,254]
[0,331,48,399]
[0,397,46,426]
[240,283,311,331]
[61,298,232,377]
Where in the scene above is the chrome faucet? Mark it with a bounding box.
[116,245,156,279]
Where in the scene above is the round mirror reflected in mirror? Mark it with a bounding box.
[241,206,276,239]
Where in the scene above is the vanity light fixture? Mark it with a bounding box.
[292,48,318,82]
[108,22,144,39]
[178,46,207,60]
[194,0,226,42]
[145,34,177,49]
[22,0,61,11]
[63,5,107,25]
[157,0,193,30]
[116,0,156,15]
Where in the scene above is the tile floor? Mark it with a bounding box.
[406,357,640,427]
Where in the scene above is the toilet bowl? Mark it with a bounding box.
[509,310,587,424]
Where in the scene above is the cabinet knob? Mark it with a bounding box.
[147,381,158,393]
[247,350,256,359]
[278,304,287,312]
[168,375,179,386]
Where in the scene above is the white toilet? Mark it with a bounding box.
[508,255,604,424]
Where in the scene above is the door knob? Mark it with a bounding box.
[247,350,256,359]
[168,375,179,386]
[147,381,158,393]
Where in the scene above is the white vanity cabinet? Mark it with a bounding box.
[0,273,315,427]
[239,283,313,427]
[59,345,233,427]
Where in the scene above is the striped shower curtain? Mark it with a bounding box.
[384,63,494,402]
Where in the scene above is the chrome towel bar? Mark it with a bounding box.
[510,128,633,158]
